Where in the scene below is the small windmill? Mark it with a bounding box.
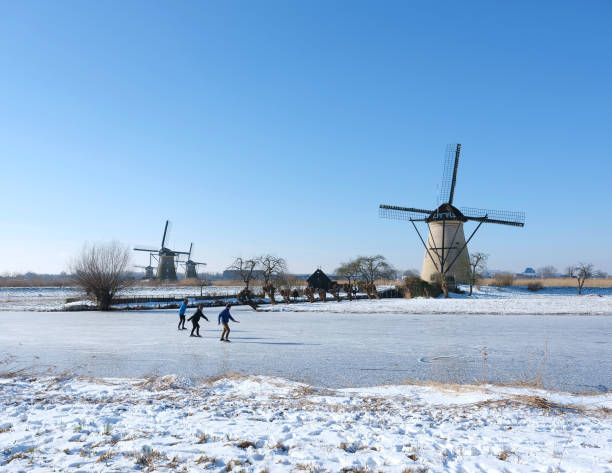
[134,253,156,279]
[379,144,525,286]
[180,243,207,279]
[134,220,190,281]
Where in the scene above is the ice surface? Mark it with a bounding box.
[1,307,610,392]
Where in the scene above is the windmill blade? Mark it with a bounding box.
[379,204,432,221]
[193,262,207,266]
[439,143,461,204]
[134,247,158,252]
[160,220,172,248]
[460,207,525,227]
[188,242,193,260]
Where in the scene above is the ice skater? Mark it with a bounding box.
[178,298,188,330]
[218,303,239,342]
[188,304,209,337]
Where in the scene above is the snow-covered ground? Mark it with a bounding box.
[261,286,612,315]
[0,286,245,311]
[1,373,610,472]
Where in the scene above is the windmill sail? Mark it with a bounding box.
[438,144,461,204]
[460,207,525,227]
[379,205,432,221]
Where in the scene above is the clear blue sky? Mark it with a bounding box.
[1,1,611,275]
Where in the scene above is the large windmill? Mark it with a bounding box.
[379,144,525,285]
[180,243,207,279]
[134,220,190,281]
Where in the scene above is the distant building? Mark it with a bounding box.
[307,269,334,291]
[515,267,537,278]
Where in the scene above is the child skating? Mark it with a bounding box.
[218,303,239,342]
[178,298,188,330]
[188,304,209,337]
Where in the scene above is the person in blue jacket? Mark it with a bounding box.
[178,298,188,330]
[218,303,239,342]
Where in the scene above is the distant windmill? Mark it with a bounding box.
[134,253,156,279]
[379,144,525,285]
[180,243,207,279]
[134,220,190,281]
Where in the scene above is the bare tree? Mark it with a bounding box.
[228,257,259,291]
[276,272,298,304]
[258,255,287,305]
[335,260,361,301]
[356,255,394,299]
[567,263,593,295]
[468,252,488,296]
[70,241,131,311]
[537,265,557,279]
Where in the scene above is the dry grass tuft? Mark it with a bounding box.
[195,455,216,464]
[200,372,248,385]
[402,467,429,473]
[497,449,515,461]
[97,451,114,463]
[272,441,290,452]
[6,452,29,464]
[295,463,318,472]
[340,467,370,473]
[235,439,256,449]
[225,458,245,471]
[196,432,209,444]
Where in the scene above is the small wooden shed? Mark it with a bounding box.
[307,269,333,291]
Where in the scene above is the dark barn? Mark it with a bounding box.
[307,269,333,291]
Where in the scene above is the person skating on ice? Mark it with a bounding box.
[188,304,209,337]
[178,298,188,330]
[218,303,239,342]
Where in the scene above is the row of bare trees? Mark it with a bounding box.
[335,255,395,300]
[227,255,288,305]
[68,242,606,310]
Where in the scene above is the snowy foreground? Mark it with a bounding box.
[1,374,610,473]
[260,286,612,315]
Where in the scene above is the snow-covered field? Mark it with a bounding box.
[1,288,611,471]
[261,286,612,315]
[0,286,245,311]
[1,373,610,472]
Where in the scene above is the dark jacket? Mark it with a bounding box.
[188,309,209,323]
[218,308,236,324]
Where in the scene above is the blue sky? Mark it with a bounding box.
[1,1,611,274]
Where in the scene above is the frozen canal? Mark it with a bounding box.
[1,307,610,392]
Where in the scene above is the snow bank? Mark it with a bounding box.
[261,286,612,315]
[1,374,610,472]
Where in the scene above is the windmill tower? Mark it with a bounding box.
[134,220,190,281]
[380,144,525,284]
[181,243,207,279]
